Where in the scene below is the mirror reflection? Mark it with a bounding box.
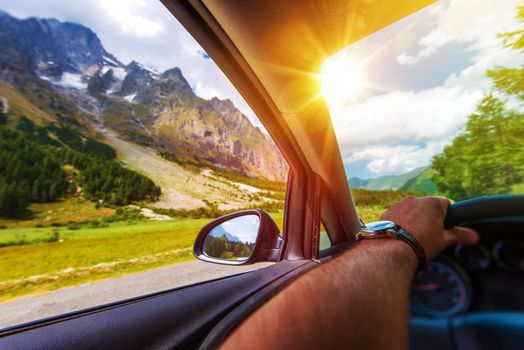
[203,215,260,261]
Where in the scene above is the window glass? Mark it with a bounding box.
[322,1,524,221]
[0,1,287,329]
[319,223,332,251]
[319,231,332,251]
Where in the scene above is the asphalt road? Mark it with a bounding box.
[0,261,271,329]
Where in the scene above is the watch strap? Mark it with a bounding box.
[394,227,426,274]
[356,222,426,275]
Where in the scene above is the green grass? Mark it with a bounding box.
[510,183,524,194]
[0,212,284,302]
[357,206,384,223]
[0,197,115,228]
[0,219,204,300]
[0,200,380,303]
[0,82,55,125]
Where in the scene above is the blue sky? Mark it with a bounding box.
[212,215,260,244]
[326,0,522,179]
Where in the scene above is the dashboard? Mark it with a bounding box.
[410,218,524,318]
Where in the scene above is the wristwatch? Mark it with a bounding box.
[356,221,426,274]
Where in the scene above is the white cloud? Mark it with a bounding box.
[338,88,480,148]
[397,0,522,65]
[345,144,441,175]
[333,87,482,172]
[396,52,419,65]
[98,0,165,38]
[445,42,522,91]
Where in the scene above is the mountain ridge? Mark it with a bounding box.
[0,10,287,181]
[349,166,436,193]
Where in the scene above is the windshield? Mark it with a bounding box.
[323,0,524,221]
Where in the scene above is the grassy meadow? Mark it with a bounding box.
[0,197,385,303]
[0,197,115,229]
[0,203,285,302]
[0,219,207,301]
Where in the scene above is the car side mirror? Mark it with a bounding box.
[193,210,282,265]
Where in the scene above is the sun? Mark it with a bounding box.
[320,56,363,105]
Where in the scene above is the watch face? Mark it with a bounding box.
[362,220,395,232]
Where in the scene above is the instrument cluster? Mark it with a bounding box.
[410,239,524,318]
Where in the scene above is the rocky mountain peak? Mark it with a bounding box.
[126,61,143,71]
[0,10,126,97]
[160,67,191,91]
[0,11,288,181]
[208,97,256,132]
[209,97,235,110]
[0,11,122,77]
[161,67,182,78]
[116,61,154,96]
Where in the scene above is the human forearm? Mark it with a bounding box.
[220,196,478,349]
[220,239,417,350]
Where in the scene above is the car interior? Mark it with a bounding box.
[0,1,523,349]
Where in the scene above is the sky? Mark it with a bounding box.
[212,215,260,244]
[0,0,261,127]
[326,0,523,178]
[0,1,521,179]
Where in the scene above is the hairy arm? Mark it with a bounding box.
[221,196,478,350]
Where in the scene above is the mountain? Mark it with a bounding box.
[209,225,241,242]
[0,11,286,181]
[0,10,122,80]
[348,177,370,189]
[399,167,437,193]
[349,166,436,193]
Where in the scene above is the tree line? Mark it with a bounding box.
[432,5,524,201]
[0,115,160,218]
[204,235,253,260]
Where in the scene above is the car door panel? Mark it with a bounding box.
[0,260,314,350]
[199,260,319,348]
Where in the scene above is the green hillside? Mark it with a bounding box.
[0,113,161,219]
[349,166,430,191]
[351,188,418,207]
[400,167,437,194]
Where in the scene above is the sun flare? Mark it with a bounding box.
[320,57,363,105]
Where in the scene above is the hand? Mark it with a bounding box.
[380,196,479,260]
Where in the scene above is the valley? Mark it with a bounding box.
[349,166,436,193]
[0,9,290,309]
[0,9,288,215]
[100,127,276,210]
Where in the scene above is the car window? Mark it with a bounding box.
[322,0,524,221]
[0,1,288,329]
[319,223,332,251]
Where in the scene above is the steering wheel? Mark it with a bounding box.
[444,195,524,229]
[411,195,524,350]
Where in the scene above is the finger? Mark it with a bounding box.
[443,226,479,246]
[430,196,452,215]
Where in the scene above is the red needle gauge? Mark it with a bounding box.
[410,259,472,317]
[413,283,441,292]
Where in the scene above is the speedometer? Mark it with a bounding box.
[410,256,472,317]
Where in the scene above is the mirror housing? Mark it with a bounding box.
[194,210,282,265]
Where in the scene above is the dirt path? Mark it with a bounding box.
[0,260,271,329]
